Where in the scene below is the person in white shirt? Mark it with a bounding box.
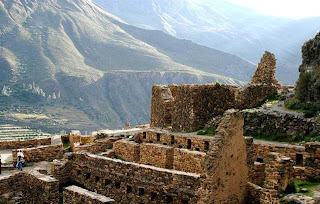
[16,149,24,171]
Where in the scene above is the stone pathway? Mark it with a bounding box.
[256,101,304,118]
[0,161,51,178]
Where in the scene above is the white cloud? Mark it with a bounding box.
[226,0,320,19]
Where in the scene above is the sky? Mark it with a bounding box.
[226,0,320,19]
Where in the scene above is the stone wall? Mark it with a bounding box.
[137,131,217,152]
[53,152,201,204]
[170,84,238,132]
[305,143,320,180]
[246,182,263,204]
[197,110,248,203]
[63,185,114,204]
[140,143,174,169]
[73,138,118,154]
[150,83,276,132]
[252,142,307,166]
[80,136,95,144]
[150,51,279,132]
[150,85,176,128]
[0,137,51,150]
[244,111,320,139]
[252,162,266,187]
[173,148,206,174]
[260,153,294,204]
[113,140,140,162]
[251,51,281,88]
[12,144,63,163]
[0,171,59,204]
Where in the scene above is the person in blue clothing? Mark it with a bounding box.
[16,149,24,171]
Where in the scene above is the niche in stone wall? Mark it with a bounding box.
[127,185,132,193]
[204,141,209,151]
[296,154,303,166]
[187,139,192,149]
[157,133,161,141]
[138,188,145,196]
[257,157,264,163]
[171,136,175,144]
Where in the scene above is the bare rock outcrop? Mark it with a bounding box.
[251,51,281,88]
[295,31,320,102]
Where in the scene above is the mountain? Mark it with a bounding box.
[93,0,320,84]
[0,0,253,133]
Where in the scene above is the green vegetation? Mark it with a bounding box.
[250,134,318,143]
[284,180,320,196]
[285,97,320,118]
[197,127,216,136]
[289,66,320,118]
[257,92,286,107]
[215,81,222,87]
[114,155,125,161]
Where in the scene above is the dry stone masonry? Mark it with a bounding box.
[251,51,281,88]
[63,185,114,204]
[150,51,280,132]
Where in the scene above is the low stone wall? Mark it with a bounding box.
[63,185,114,204]
[0,137,51,150]
[53,152,201,203]
[244,111,320,139]
[305,143,320,180]
[246,182,263,204]
[140,143,174,169]
[0,171,59,204]
[137,131,216,152]
[173,148,206,174]
[80,136,95,144]
[253,142,307,166]
[261,153,294,203]
[73,138,118,154]
[12,144,63,163]
[252,162,266,187]
[113,140,140,162]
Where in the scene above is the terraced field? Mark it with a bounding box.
[0,124,51,141]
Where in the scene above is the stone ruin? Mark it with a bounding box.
[251,51,281,88]
[150,51,280,132]
[0,50,319,204]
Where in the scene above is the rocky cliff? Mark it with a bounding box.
[296,32,320,102]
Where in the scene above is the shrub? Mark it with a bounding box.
[197,127,216,136]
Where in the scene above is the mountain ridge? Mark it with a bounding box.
[0,0,251,133]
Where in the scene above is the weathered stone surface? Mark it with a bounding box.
[150,83,276,132]
[113,139,140,162]
[137,131,216,152]
[244,111,320,139]
[197,110,248,203]
[73,137,118,154]
[296,31,320,102]
[0,137,51,150]
[0,171,59,204]
[251,51,281,88]
[63,185,114,203]
[140,143,174,169]
[12,144,63,163]
[173,148,206,174]
[52,152,201,204]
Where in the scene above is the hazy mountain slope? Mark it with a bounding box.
[0,0,248,133]
[94,0,320,84]
[112,21,255,81]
